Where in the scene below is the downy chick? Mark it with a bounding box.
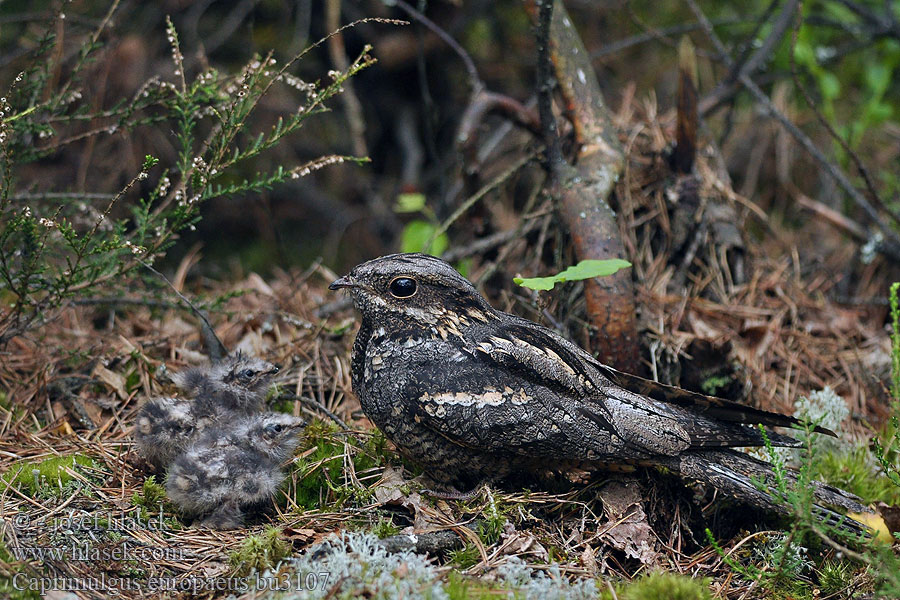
[134,396,215,471]
[172,352,280,413]
[135,353,279,470]
[165,412,305,529]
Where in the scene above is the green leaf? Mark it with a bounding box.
[394,192,426,213]
[818,72,840,101]
[400,220,448,255]
[513,258,632,291]
[865,62,891,95]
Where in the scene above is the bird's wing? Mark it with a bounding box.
[472,316,807,451]
[390,333,634,460]
[591,362,835,436]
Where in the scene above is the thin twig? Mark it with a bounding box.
[591,17,744,58]
[440,219,543,263]
[535,0,564,174]
[277,392,349,430]
[390,0,482,92]
[138,259,228,360]
[426,150,538,250]
[701,0,799,113]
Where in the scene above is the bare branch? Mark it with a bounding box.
[535,0,564,174]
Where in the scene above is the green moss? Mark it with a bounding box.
[700,374,732,396]
[268,387,295,414]
[0,539,41,600]
[813,444,900,505]
[370,517,401,539]
[444,571,502,600]
[228,526,291,576]
[447,544,480,569]
[290,422,395,511]
[1,454,97,498]
[291,420,348,509]
[132,475,167,508]
[604,572,713,600]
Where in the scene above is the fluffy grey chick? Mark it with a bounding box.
[133,396,217,471]
[165,412,306,529]
[172,352,280,413]
[134,354,278,471]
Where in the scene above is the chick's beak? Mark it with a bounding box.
[328,275,355,291]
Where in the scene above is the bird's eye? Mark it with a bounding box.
[389,277,417,298]
[265,424,284,435]
[238,369,255,380]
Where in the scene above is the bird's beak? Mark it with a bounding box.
[267,364,280,375]
[328,275,355,290]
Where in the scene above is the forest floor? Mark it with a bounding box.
[2,102,899,600]
[1,240,897,600]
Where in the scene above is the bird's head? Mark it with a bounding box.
[329,253,495,328]
[217,354,280,396]
[249,413,306,460]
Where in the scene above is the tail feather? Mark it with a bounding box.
[662,450,872,537]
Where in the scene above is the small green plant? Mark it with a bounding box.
[228,526,292,576]
[700,374,731,396]
[447,543,481,569]
[604,571,713,600]
[514,259,632,291]
[1,454,97,498]
[370,517,401,539]
[290,421,392,510]
[130,475,180,525]
[816,559,856,598]
[475,490,506,546]
[394,192,449,255]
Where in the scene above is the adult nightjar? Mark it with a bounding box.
[330,253,870,531]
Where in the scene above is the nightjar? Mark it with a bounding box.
[134,353,279,470]
[165,412,305,529]
[134,396,213,471]
[330,253,869,531]
[172,352,280,412]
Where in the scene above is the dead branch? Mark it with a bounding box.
[525,0,641,372]
[325,0,367,157]
[674,36,698,175]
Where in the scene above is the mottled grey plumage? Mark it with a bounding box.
[134,396,215,470]
[134,354,279,470]
[165,412,305,529]
[172,353,279,413]
[331,253,869,530]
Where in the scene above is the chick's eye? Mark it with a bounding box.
[389,277,417,298]
[238,369,255,380]
[265,424,284,435]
